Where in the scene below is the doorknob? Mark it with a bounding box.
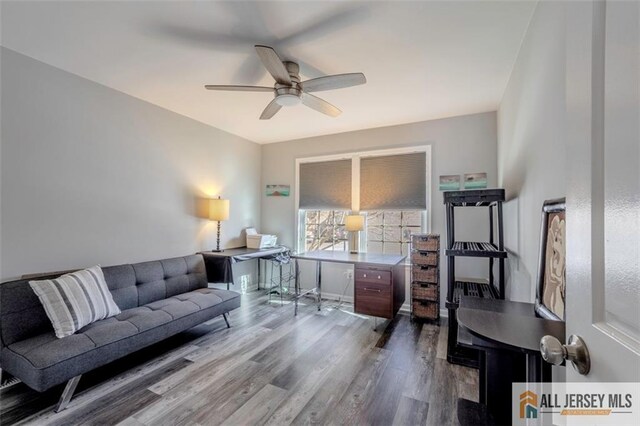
[540,334,591,375]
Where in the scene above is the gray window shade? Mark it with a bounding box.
[360,152,427,210]
[299,160,352,209]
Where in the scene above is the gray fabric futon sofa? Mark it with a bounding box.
[0,254,240,411]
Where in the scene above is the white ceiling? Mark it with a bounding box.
[0,1,536,144]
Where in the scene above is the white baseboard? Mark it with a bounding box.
[310,290,354,304]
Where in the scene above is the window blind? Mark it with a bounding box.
[299,159,352,209]
[360,152,427,210]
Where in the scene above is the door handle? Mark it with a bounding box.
[363,287,381,293]
[540,334,591,375]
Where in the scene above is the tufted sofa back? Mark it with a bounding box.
[0,254,207,347]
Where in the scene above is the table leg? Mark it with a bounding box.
[316,261,322,311]
[478,350,487,405]
[294,258,300,316]
[257,258,261,290]
[485,348,526,425]
[279,263,284,305]
[527,353,552,383]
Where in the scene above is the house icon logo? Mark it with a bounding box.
[520,390,538,419]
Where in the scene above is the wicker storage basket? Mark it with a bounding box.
[412,300,439,320]
[411,251,439,266]
[412,283,438,301]
[411,234,440,252]
[411,266,438,283]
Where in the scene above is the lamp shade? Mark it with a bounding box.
[209,198,230,221]
[345,214,364,232]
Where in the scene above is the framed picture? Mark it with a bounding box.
[464,172,487,189]
[266,184,290,197]
[535,198,566,321]
[439,175,460,191]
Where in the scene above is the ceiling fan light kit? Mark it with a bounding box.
[205,45,366,119]
[275,93,301,107]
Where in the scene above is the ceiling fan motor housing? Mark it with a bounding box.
[283,61,300,83]
[275,61,302,105]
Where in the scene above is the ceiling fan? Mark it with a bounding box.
[205,45,366,119]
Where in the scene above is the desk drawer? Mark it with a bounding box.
[355,281,392,318]
[355,269,391,285]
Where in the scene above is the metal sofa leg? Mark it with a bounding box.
[223,312,231,328]
[54,375,82,413]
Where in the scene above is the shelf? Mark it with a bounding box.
[444,188,507,369]
[453,281,497,304]
[446,242,507,258]
[444,189,505,206]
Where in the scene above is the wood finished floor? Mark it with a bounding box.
[0,291,478,426]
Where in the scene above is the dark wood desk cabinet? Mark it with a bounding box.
[354,263,405,319]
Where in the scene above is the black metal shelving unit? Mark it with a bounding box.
[444,189,507,368]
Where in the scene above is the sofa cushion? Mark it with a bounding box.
[28,266,121,338]
[102,265,137,310]
[1,288,241,391]
[115,307,172,332]
[145,298,200,320]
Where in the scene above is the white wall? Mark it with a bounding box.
[0,48,262,280]
[261,112,498,308]
[497,1,566,303]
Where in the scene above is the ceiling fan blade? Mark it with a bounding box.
[300,73,367,93]
[260,98,283,120]
[301,93,341,117]
[205,85,274,92]
[255,45,292,85]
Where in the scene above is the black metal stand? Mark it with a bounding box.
[444,189,507,368]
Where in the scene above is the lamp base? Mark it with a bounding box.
[212,221,224,253]
[349,231,361,255]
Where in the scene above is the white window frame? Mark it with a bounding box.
[295,145,432,253]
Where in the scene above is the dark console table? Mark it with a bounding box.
[199,246,289,290]
[456,297,565,425]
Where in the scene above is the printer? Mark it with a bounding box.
[245,227,278,249]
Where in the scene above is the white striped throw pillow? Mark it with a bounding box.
[29,266,121,338]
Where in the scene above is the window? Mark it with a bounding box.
[296,147,431,253]
[366,210,423,255]
[303,210,348,251]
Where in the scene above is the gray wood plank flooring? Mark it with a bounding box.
[0,291,477,425]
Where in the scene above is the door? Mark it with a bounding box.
[565,0,640,383]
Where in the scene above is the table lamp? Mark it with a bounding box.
[210,196,230,252]
[346,214,364,254]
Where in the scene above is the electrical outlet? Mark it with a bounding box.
[344,269,353,280]
[239,275,249,294]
